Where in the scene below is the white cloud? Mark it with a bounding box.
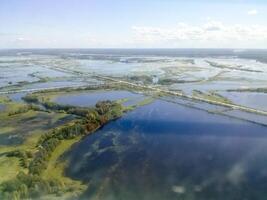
[131,20,267,47]
[15,37,30,42]
[247,9,258,15]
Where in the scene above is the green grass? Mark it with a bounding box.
[0,156,22,184]
[193,90,232,104]
[0,99,77,184]
[137,97,154,107]
[115,98,129,104]
[42,137,82,180]
[0,110,75,137]
[125,97,154,111]
[41,137,86,199]
[0,96,11,104]
[0,101,25,115]
[0,88,141,198]
[0,127,15,135]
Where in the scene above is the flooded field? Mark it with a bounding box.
[0,104,5,111]
[54,90,145,107]
[1,49,267,199]
[7,92,27,102]
[1,50,267,96]
[64,100,267,200]
[0,110,76,146]
[219,92,267,112]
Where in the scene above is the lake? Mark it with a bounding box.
[64,99,267,200]
[54,90,145,107]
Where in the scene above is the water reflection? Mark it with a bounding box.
[55,90,145,107]
[65,100,267,200]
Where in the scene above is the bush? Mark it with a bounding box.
[0,172,63,200]
[0,99,125,199]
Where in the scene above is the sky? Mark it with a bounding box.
[0,0,267,49]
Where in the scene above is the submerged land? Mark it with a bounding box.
[1,49,267,200]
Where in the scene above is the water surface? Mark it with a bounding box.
[0,104,5,111]
[8,92,27,102]
[55,90,145,107]
[64,100,267,200]
[220,91,267,111]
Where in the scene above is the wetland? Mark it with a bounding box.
[1,49,267,199]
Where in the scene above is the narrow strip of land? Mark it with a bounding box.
[1,66,267,116]
[93,74,267,116]
[0,85,87,94]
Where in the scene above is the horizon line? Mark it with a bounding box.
[1,47,267,50]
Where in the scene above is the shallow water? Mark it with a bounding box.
[0,104,5,111]
[220,92,267,111]
[8,92,27,102]
[54,90,145,107]
[0,133,24,145]
[23,80,87,90]
[64,100,267,200]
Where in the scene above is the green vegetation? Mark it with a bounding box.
[0,171,64,200]
[8,104,43,116]
[6,150,33,168]
[0,156,21,183]
[126,97,154,111]
[206,60,263,73]
[25,84,115,96]
[0,96,78,194]
[158,78,199,85]
[0,96,11,104]
[126,75,153,84]
[0,87,155,199]
[193,90,232,104]
[0,80,45,92]
[227,88,267,93]
[0,91,125,199]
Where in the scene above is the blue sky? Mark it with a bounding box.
[0,0,267,48]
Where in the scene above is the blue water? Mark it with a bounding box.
[24,80,87,90]
[64,100,267,200]
[0,104,5,111]
[8,92,27,102]
[220,91,267,111]
[54,90,145,107]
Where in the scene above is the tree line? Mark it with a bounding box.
[0,99,124,200]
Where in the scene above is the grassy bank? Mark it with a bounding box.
[0,92,126,199]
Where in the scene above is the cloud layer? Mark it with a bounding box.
[247,9,258,15]
[132,20,267,48]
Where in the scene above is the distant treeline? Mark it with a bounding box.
[8,104,44,116]
[227,88,267,93]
